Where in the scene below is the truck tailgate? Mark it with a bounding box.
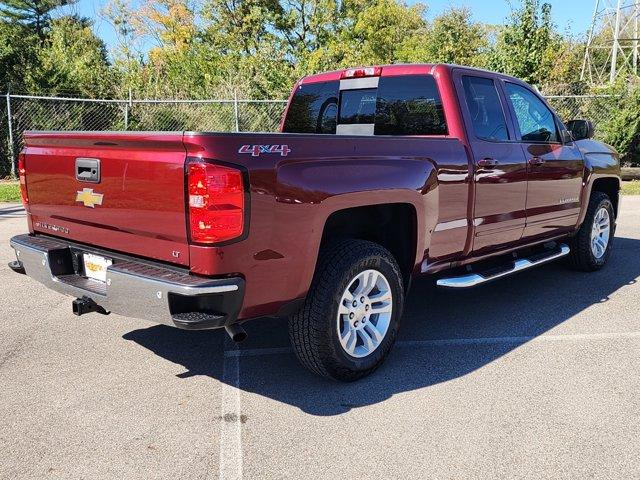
[22,132,190,266]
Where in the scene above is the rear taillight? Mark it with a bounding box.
[187,161,245,243]
[18,153,28,205]
[340,66,382,79]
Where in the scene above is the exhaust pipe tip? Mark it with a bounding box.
[225,324,247,343]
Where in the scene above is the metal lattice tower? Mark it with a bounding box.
[581,0,640,83]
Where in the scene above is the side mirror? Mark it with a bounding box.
[566,120,595,141]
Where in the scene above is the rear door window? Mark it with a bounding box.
[374,75,447,135]
[461,76,509,141]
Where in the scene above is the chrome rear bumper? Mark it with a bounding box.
[9,234,244,330]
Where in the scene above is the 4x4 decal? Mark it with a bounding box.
[238,144,291,157]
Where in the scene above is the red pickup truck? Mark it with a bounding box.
[9,64,621,381]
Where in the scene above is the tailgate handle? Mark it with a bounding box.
[76,158,101,183]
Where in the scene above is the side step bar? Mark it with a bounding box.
[437,244,570,289]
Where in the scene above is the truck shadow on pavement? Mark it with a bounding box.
[123,236,640,416]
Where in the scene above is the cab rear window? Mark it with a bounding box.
[282,74,447,136]
[339,89,376,124]
[282,81,339,134]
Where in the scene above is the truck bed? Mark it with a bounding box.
[22,130,469,270]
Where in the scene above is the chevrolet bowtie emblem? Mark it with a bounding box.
[76,188,104,208]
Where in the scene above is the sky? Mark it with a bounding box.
[69,0,596,54]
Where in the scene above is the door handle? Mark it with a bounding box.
[529,156,545,166]
[477,158,499,168]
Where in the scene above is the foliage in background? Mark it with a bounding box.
[1,0,113,96]
[26,16,116,97]
[398,8,489,67]
[99,0,577,99]
[0,15,39,93]
[595,80,640,165]
[489,0,554,84]
[0,181,19,201]
[622,180,640,195]
[0,0,74,41]
[0,0,588,98]
[2,0,640,172]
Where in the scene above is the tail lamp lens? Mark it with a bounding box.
[187,162,245,243]
[18,153,28,205]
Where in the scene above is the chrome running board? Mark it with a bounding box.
[437,244,570,289]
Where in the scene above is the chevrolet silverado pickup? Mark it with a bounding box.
[9,64,621,381]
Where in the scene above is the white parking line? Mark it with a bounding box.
[218,337,243,480]
[215,329,640,478]
[223,331,640,358]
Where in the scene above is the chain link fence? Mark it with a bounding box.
[0,92,629,178]
[1,95,288,178]
[545,94,622,134]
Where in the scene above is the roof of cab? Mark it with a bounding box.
[299,63,524,85]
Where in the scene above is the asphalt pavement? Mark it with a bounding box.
[0,199,638,479]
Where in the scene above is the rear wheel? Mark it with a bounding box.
[566,192,615,271]
[288,240,404,381]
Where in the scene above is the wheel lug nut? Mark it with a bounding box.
[360,296,365,303]
[352,300,358,307]
[365,305,369,311]
[349,312,354,319]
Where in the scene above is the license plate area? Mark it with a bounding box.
[82,253,112,283]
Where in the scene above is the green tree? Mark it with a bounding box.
[0,0,75,41]
[129,0,214,98]
[542,36,585,90]
[271,0,340,78]
[346,0,426,65]
[25,16,115,97]
[200,0,293,97]
[0,20,39,91]
[398,7,488,67]
[595,81,640,166]
[302,0,427,73]
[489,0,554,85]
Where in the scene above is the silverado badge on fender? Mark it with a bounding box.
[76,188,104,208]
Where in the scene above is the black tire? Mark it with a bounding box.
[288,239,404,381]
[566,191,615,271]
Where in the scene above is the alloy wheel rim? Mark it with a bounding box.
[336,269,393,358]
[590,206,611,259]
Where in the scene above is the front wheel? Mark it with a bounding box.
[566,191,615,271]
[288,240,404,381]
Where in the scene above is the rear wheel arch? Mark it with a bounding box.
[318,203,419,289]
